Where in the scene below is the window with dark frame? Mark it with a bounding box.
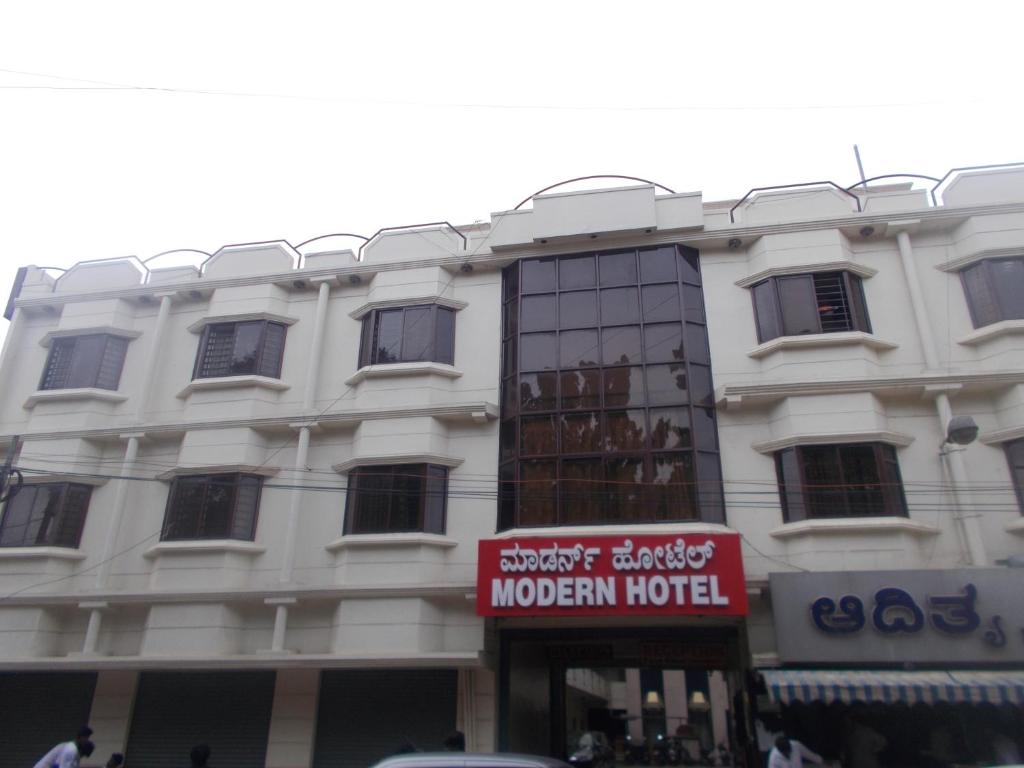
[193,321,287,380]
[775,442,907,521]
[498,246,725,530]
[344,464,448,535]
[1006,438,1024,514]
[750,271,871,343]
[358,305,455,367]
[161,474,263,541]
[39,334,129,391]
[0,483,92,548]
[960,257,1024,328]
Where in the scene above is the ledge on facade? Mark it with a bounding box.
[325,533,458,552]
[0,546,87,561]
[143,540,267,559]
[980,425,1024,445]
[344,362,463,386]
[936,247,1024,273]
[956,319,1024,347]
[176,375,290,399]
[747,331,898,360]
[38,327,143,347]
[332,454,464,473]
[185,311,299,333]
[752,431,914,455]
[348,296,468,320]
[21,473,108,487]
[734,261,878,289]
[24,388,128,409]
[1005,518,1024,535]
[493,522,738,539]
[769,517,940,539]
[155,464,280,480]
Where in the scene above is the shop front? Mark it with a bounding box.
[761,569,1024,767]
[477,531,752,763]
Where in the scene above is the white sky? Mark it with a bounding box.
[1,0,1021,314]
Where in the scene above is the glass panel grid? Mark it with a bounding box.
[499,246,722,528]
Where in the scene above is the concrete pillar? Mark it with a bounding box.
[468,668,496,752]
[663,670,688,732]
[88,670,139,758]
[708,671,729,747]
[625,669,643,741]
[265,669,320,768]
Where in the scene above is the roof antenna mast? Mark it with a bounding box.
[853,144,867,185]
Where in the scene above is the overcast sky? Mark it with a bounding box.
[1,0,1021,314]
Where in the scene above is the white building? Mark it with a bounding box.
[0,165,1021,768]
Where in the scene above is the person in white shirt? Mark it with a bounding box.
[767,736,824,768]
[32,729,95,768]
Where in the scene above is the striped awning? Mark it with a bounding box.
[762,669,1024,705]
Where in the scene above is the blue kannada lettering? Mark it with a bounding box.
[927,583,981,634]
[810,595,865,634]
[872,587,924,634]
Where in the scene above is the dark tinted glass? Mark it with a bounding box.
[991,259,1024,321]
[520,295,556,332]
[561,459,603,523]
[520,416,557,456]
[689,364,714,407]
[559,330,600,369]
[230,322,263,375]
[0,483,92,548]
[503,297,519,339]
[682,285,706,324]
[520,460,556,525]
[601,326,642,366]
[561,412,601,453]
[1005,439,1024,513]
[605,457,644,521]
[649,453,695,520]
[685,323,709,365]
[678,248,701,285]
[599,251,637,286]
[603,367,644,408]
[402,307,433,362]
[778,276,820,336]
[649,408,691,450]
[259,323,286,377]
[692,407,718,450]
[520,372,558,412]
[559,291,598,328]
[559,256,596,289]
[435,307,455,365]
[375,310,404,363]
[600,287,640,325]
[752,280,781,342]
[962,263,999,327]
[646,364,688,405]
[66,334,105,388]
[643,324,683,363]
[345,465,448,535]
[521,258,556,293]
[520,333,557,371]
[639,247,677,283]
[642,284,680,322]
[162,474,261,541]
[41,334,129,391]
[560,370,600,410]
[603,410,646,452]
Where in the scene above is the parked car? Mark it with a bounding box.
[370,753,573,768]
[569,732,614,768]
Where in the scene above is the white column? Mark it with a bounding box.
[81,603,106,654]
[278,426,311,584]
[303,280,332,410]
[625,669,644,741]
[95,434,142,588]
[936,393,988,565]
[265,669,320,768]
[893,225,988,566]
[88,670,139,759]
[134,293,173,421]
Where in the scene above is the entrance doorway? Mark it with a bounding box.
[498,626,751,766]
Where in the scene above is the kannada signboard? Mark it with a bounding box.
[477,533,748,618]
[770,569,1024,664]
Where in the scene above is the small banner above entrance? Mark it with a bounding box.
[477,533,748,617]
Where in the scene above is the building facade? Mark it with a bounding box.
[0,166,1022,768]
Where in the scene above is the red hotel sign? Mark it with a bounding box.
[477,533,748,618]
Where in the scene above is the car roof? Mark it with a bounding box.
[371,752,573,768]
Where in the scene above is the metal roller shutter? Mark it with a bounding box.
[125,671,275,768]
[0,672,97,768]
[313,669,458,768]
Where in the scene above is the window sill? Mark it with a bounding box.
[143,540,266,558]
[495,522,737,538]
[24,388,128,409]
[747,331,898,360]
[770,517,940,539]
[0,546,86,561]
[344,362,463,386]
[1005,518,1024,535]
[176,375,290,399]
[957,319,1024,347]
[325,533,458,552]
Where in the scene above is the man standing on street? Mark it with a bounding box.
[32,726,96,768]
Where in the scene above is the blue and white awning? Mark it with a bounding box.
[762,669,1024,705]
